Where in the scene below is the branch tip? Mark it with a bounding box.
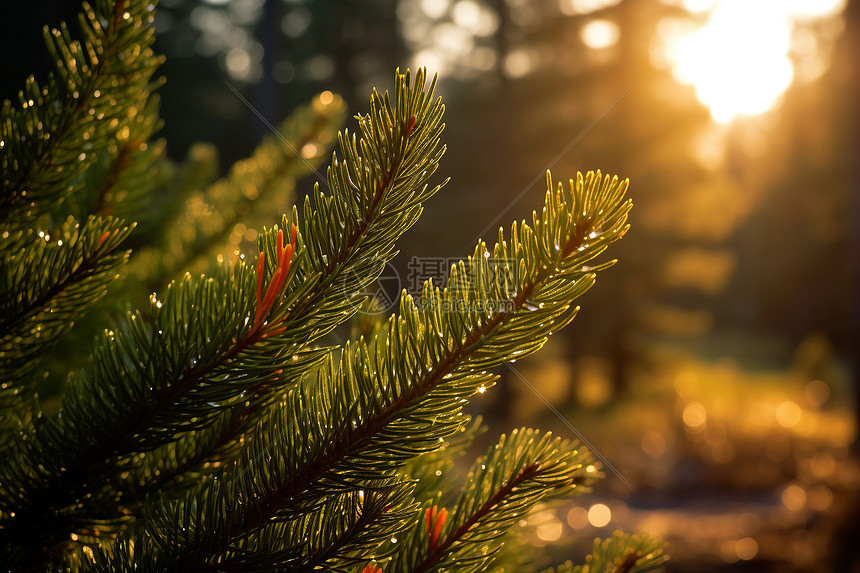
[425,505,448,551]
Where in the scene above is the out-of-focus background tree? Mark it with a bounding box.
[2,0,857,570]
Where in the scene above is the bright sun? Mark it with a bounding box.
[658,0,845,122]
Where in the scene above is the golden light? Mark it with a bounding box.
[566,506,589,529]
[528,507,564,543]
[587,503,611,527]
[656,0,846,122]
[641,431,668,457]
[807,485,833,511]
[580,19,621,50]
[776,400,802,428]
[682,401,707,430]
[535,516,564,541]
[405,0,499,77]
[735,537,759,561]
[809,452,836,478]
[781,483,806,511]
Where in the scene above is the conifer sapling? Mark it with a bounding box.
[0,1,667,571]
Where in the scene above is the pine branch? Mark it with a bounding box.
[544,531,668,573]
[263,169,628,508]
[115,69,447,509]
[89,142,214,312]
[47,82,166,233]
[0,216,133,394]
[79,481,414,573]
[86,94,168,224]
[0,236,316,566]
[394,428,599,573]
[0,68,446,566]
[119,382,290,510]
[0,0,666,569]
[134,92,346,292]
[119,169,630,569]
[120,406,256,505]
[211,482,414,573]
[118,70,446,506]
[138,142,219,239]
[403,415,486,503]
[0,0,161,229]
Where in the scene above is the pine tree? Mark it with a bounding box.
[0,1,667,571]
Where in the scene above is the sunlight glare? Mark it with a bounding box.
[681,0,717,14]
[672,2,792,122]
[658,0,845,122]
[786,0,846,20]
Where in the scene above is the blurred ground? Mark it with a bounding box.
[468,330,858,571]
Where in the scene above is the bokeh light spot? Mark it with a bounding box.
[807,485,833,511]
[641,431,667,457]
[682,401,707,430]
[566,506,589,529]
[809,452,836,478]
[420,0,451,19]
[281,8,312,38]
[587,503,611,527]
[735,537,758,560]
[536,516,563,541]
[781,483,806,511]
[803,380,830,408]
[776,400,802,428]
[580,19,620,50]
[503,49,534,78]
[225,48,251,75]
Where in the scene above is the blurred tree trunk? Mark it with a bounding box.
[833,1,860,569]
[255,0,277,141]
[492,0,515,422]
[846,0,860,456]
